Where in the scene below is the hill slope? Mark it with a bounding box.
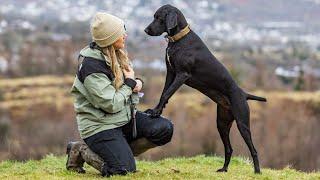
[0,155,319,179]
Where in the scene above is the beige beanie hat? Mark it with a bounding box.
[90,12,126,47]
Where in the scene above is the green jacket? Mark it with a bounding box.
[70,46,140,139]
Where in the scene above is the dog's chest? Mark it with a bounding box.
[166,45,184,69]
[166,50,173,68]
[166,47,178,69]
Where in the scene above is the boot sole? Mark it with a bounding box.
[66,142,72,155]
[65,142,86,174]
[66,142,72,170]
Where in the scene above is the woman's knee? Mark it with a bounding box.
[101,163,136,177]
[147,117,174,145]
[85,129,136,176]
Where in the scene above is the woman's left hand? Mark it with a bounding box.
[133,79,143,92]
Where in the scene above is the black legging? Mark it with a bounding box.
[83,111,174,176]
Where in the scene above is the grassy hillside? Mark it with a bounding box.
[0,155,318,179]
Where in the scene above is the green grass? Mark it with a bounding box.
[0,154,319,180]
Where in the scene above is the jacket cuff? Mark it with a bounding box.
[135,77,144,88]
[124,78,137,89]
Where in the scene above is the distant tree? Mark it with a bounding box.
[229,65,243,85]
[294,69,305,91]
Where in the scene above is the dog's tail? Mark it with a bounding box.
[246,93,267,102]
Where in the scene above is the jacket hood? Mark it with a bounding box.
[79,46,111,65]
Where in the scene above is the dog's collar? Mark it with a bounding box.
[165,24,190,43]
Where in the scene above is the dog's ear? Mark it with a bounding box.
[166,11,177,34]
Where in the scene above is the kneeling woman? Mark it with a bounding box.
[66,12,174,177]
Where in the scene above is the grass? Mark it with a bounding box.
[0,155,318,180]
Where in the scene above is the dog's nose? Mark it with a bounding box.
[144,28,150,34]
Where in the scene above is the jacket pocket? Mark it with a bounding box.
[99,108,130,125]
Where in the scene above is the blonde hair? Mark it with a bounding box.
[102,46,130,90]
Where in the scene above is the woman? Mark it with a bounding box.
[66,12,174,177]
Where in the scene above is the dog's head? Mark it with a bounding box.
[144,4,187,36]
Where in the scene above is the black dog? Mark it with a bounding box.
[144,4,266,174]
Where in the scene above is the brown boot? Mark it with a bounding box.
[66,139,157,174]
[129,138,157,156]
[78,143,104,172]
[66,141,86,173]
[66,141,104,173]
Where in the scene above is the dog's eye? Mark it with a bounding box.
[155,14,161,19]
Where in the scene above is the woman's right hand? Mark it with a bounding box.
[123,66,135,79]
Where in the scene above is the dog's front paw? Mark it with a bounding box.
[144,108,162,117]
[144,108,154,114]
[152,109,162,117]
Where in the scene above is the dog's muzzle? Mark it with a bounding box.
[144,28,151,35]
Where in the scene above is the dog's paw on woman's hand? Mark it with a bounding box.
[144,108,153,114]
[144,108,162,117]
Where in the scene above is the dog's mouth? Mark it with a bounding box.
[144,28,163,36]
[144,28,152,35]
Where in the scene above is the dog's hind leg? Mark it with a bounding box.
[230,91,261,174]
[216,105,234,172]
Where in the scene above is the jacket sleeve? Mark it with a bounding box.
[83,73,133,113]
[131,92,140,105]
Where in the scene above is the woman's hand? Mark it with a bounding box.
[133,79,143,92]
[123,66,135,79]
